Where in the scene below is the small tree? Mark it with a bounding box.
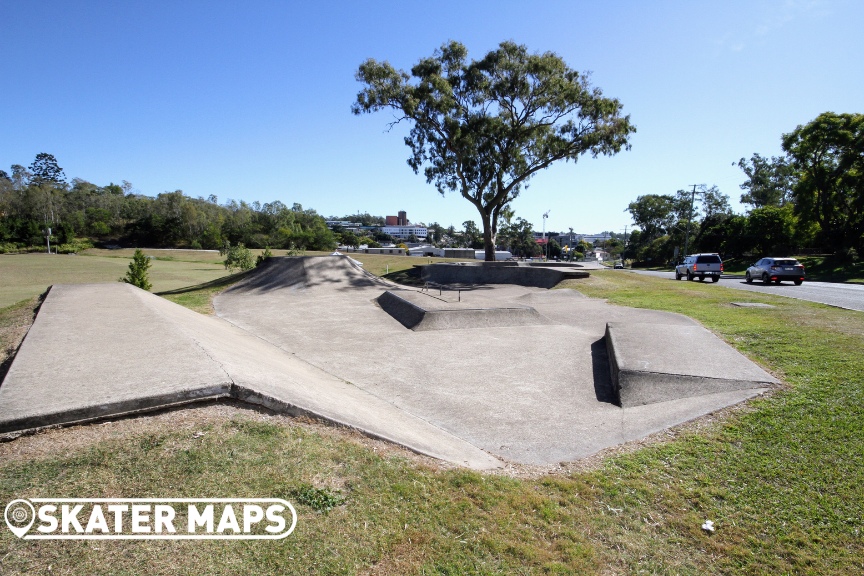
[123,249,152,290]
[224,243,254,272]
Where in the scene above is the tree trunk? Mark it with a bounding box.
[480,210,496,261]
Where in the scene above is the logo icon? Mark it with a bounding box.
[4,499,36,538]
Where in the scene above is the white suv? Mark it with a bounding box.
[675,253,723,282]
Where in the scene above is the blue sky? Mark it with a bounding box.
[2,0,861,235]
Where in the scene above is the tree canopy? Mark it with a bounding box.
[353,40,635,260]
[0,153,338,253]
[782,112,864,256]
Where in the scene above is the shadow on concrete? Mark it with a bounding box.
[223,257,390,295]
[590,338,617,405]
[155,269,254,296]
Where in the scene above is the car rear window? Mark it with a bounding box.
[696,255,721,264]
[774,259,799,266]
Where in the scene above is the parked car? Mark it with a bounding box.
[746,257,805,285]
[675,253,723,282]
[613,262,624,269]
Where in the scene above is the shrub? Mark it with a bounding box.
[224,243,254,272]
[256,247,273,267]
[123,249,152,290]
[56,238,94,254]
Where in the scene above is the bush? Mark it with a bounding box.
[56,238,94,254]
[256,247,273,267]
[224,243,254,272]
[123,249,152,290]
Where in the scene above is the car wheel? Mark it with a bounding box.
[687,271,693,281]
[762,273,770,285]
[794,280,803,286]
[675,270,681,280]
[711,276,720,283]
[745,272,753,284]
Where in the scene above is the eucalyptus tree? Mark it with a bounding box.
[353,40,635,260]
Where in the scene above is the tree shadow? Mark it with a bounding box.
[155,269,255,296]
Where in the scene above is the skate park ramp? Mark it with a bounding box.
[0,255,779,467]
[0,282,501,470]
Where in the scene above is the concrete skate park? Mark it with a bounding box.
[0,256,778,469]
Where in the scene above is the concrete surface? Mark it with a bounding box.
[0,282,502,470]
[214,256,777,465]
[0,256,780,468]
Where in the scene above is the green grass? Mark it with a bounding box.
[0,252,224,309]
[1,259,863,574]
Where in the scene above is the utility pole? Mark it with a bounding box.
[683,184,702,258]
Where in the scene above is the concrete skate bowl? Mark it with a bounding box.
[420,261,589,288]
[222,254,392,295]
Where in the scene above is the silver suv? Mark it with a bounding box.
[675,253,723,282]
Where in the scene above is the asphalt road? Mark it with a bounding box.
[626,269,864,312]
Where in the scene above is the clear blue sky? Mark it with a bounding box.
[2,0,861,235]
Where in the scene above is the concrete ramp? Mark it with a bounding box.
[224,255,389,294]
[0,283,502,470]
[605,322,780,407]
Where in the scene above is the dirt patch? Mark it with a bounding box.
[0,400,454,473]
[0,294,43,384]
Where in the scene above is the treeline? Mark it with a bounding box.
[0,154,337,252]
[625,112,863,264]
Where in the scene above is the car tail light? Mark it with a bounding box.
[720,263,724,272]
[692,264,697,271]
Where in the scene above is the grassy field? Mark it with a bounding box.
[1,255,862,574]
[0,248,309,309]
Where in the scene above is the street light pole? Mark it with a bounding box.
[683,184,703,258]
[542,210,550,261]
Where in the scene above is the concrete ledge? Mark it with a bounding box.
[420,262,589,288]
[377,290,549,331]
[377,290,427,329]
[0,385,232,434]
[605,322,779,407]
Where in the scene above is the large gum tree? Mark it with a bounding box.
[352,40,635,260]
